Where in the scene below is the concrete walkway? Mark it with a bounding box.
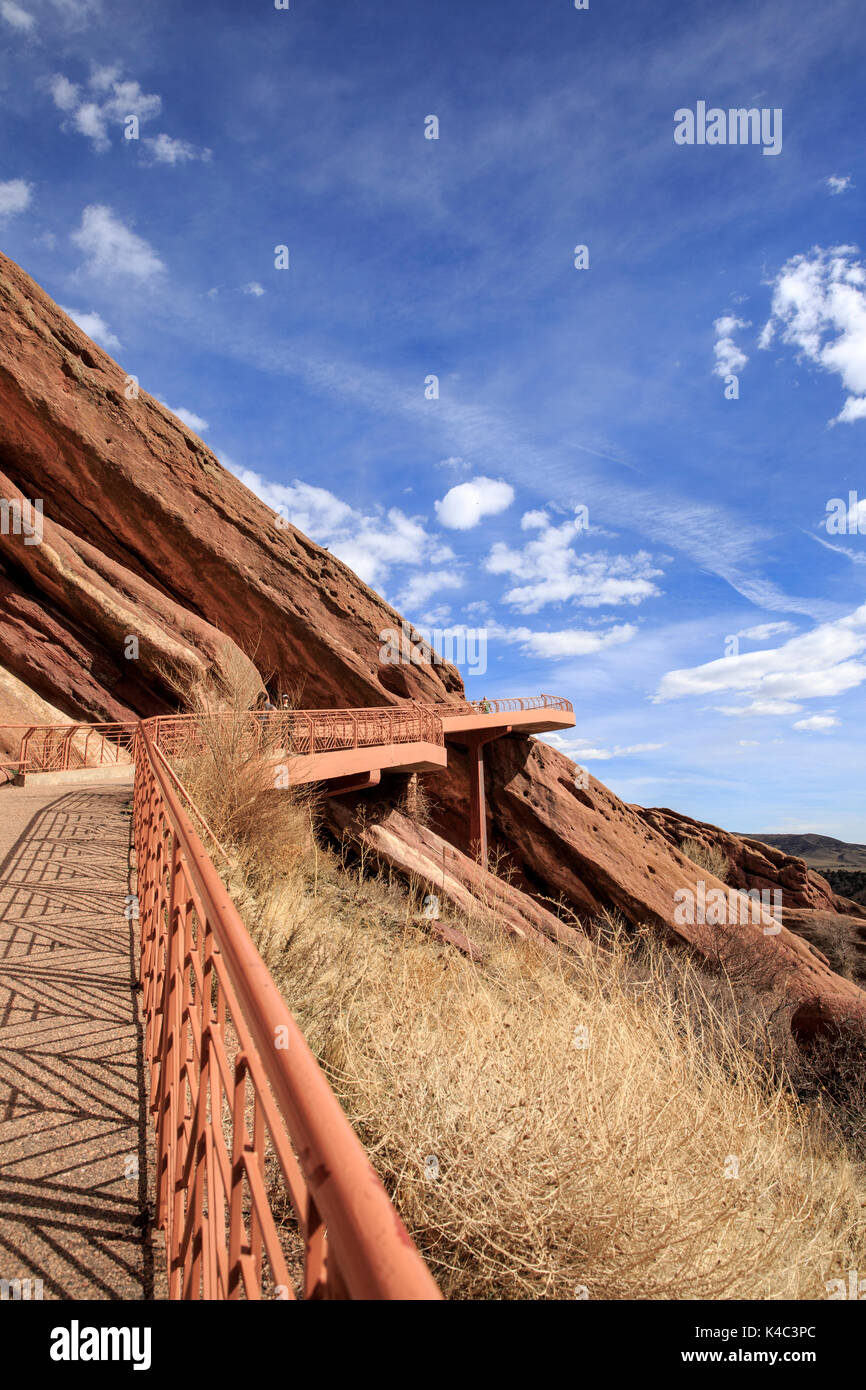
[0,784,163,1299]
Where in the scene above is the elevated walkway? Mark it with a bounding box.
[440,695,575,737]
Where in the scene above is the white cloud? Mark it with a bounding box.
[50,66,163,151]
[826,176,852,195]
[759,245,866,425]
[835,395,866,424]
[492,621,638,660]
[434,476,514,530]
[713,314,750,378]
[89,64,122,93]
[1,1,34,31]
[735,621,797,641]
[0,179,33,218]
[143,133,211,165]
[486,512,661,613]
[158,402,208,432]
[59,306,120,350]
[793,714,839,731]
[657,603,866,709]
[49,74,80,111]
[99,78,161,123]
[243,282,265,297]
[228,465,451,592]
[71,204,165,280]
[716,699,803,717]
[73,101,109,151]
[394,570,463,610]
[543,734,663,761]
[521,509,549,530]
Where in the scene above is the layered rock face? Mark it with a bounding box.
[425,737,866,1034]
[1,248,864,1037]
[635,805,864,917]
[0,248,462,751]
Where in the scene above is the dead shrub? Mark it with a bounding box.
[681,835,731,884]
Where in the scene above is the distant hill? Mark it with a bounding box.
[739,833,866,871]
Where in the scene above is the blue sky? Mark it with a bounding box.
[1,0,865,837]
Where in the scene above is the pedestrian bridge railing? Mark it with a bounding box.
[134,720,440,1300]
[454,694,574,716]
[1,696,572,777]
[3,705,445,776]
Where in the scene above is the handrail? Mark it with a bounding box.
[135,720,440,1300]
[1,696,573,775]
[146,737,232,864]
[452,694,574,716]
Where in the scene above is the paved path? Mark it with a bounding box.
[0,784,163,1299]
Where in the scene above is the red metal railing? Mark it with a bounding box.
[134,721,440,1300]
[146,705,444,760]
[4,721,138,774]
[1,697,571,777]
[456,694,574,716]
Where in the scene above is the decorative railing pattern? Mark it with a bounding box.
[9,721,137,774]
[453,694,574,716]
[1,697,572,775]
[134,721,440,1300]
[146,705,444,760]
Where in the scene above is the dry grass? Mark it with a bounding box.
[165,649,318,907]
[681,835,731,885]
[271,900,866,1300]
[166,662,866,1301]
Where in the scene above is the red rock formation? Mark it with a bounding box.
[325,797,587,957]
[0,249,462,728]
[634,804,865,916]
[425,737,866,1037]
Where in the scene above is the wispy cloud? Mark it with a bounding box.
[0,178,33,218]
[50,67,162,152]
[793,714,839,731]
[543,732,664,760]
[227,464,455,593]
[489,620,638,660]
[142,133,212,166]
[656,603,866,707]
[71,204,165,280]
[59,305,120,350]
[158,402,208,433]
[1,1,34,31]
[712,313,750,378]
